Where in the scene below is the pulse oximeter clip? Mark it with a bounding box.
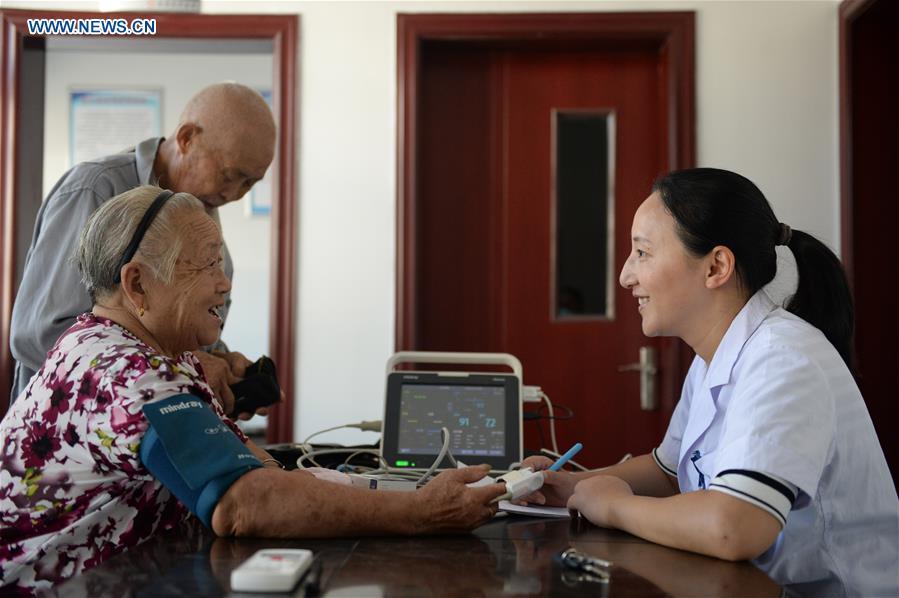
[493,468,545,502]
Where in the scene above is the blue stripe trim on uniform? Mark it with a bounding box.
[716,469,797,504]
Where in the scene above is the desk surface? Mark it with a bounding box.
[52,515,780,597]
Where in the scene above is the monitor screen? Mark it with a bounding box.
[382,372,520,471]
[397,383,506,457]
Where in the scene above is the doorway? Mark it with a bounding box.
[397,13,695,467]
[0,9,297,443]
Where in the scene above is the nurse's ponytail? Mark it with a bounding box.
[653,168,854,369]
[783,229,854,367]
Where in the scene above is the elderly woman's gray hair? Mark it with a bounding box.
[77,185,205,302]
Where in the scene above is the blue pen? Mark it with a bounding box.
[548,442,583,471]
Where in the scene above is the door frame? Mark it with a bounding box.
[0,9,298,443]
[396,12,696,405]
[838,0,873,282]
[839,0,896,485]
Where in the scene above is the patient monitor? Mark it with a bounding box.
[381,352,523,472]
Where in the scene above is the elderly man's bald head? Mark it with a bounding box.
[159,82,276,209]
[179,83,275,151]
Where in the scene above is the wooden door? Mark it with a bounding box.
[840,0,898,486]
[398,14,696,468]
[504,47,670,465]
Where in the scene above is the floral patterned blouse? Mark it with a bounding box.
[0,313,248,590]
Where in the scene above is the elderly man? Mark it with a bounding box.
[10,82,275,414]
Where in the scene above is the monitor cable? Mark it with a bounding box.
[415,427,456,486]
[539,391,559,454]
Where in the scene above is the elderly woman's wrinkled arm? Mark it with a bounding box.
[210,464,506,538]
[243,439,281,468]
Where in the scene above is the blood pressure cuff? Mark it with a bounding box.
[140,394,262,528]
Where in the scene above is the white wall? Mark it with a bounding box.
[8,0,840,445]
[212,0,839,446]
[42,49,273,361]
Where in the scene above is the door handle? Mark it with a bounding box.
[618,346,658,411]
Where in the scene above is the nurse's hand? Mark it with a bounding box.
[520,455,555,471]
[511,470,578,507]
[567,475,634,526]
[511,456,560,505]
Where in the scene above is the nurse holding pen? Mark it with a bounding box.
[492,443,583,503]
[547,443,584,472]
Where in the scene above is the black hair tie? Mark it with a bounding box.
[777,223,792,246]
[113,190,175,284]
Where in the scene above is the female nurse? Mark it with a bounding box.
[525,168,898,596]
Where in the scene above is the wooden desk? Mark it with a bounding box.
[52,516,780,596]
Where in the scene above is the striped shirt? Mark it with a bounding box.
[655,291,898,597]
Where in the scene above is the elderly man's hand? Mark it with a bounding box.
[212,350,253,378]
[194,350,254,419]
[412,465,506,533]
[213,351,284,419]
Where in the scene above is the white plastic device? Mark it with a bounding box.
[497,468,545,500]
[230,548,314,593]
[348,473,418,491]
[521,385,543,404]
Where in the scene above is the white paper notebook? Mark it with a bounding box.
[498,500,570,518]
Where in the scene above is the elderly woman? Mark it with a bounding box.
[0,186,504,589]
